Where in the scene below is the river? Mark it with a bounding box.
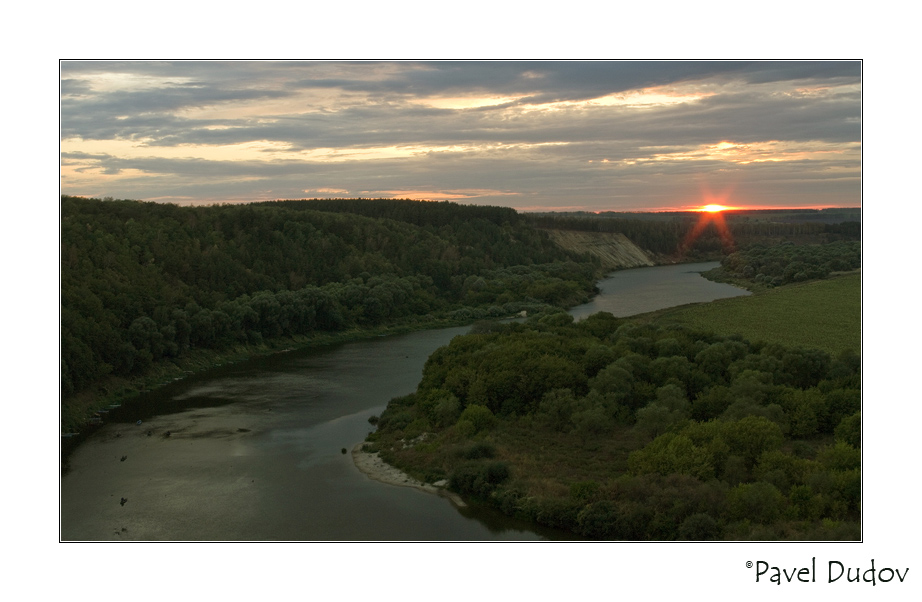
[60,261,748,541]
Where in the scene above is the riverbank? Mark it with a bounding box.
[351,443,467,508]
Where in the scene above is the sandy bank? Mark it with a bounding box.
[352,443,466,508]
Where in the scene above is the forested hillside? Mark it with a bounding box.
[61,196,597,420]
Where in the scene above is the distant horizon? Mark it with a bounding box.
[61,61,860,213]
[63,192,861,216]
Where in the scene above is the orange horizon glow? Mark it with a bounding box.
[571,203,857,213]
[667,204,857,213]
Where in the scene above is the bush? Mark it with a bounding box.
[449,460,511,497]
[628,433,715,480]
[524,497,582,532]
[458,404,496,433]
[403,417,430,439]
[727,481,784,524]
[453,420,476,438]
[576,500,620,539]
[818,441,860,471]
[430,394,461,428]
[377,408,414,432]
[721,415,784,468]
[577,500,653,540]
[677,513,721,541]
[538,388,578,432]
[569,481,601,503]
[457,441,497,460]
[834,412,861,448]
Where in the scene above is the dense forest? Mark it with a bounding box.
[365,313,861,540]
[61,196,597,425]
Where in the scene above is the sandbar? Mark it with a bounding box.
[351,443,466,507]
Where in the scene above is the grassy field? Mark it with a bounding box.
[651,273,861,355]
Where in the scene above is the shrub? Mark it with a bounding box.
[569,481,601,503]
[457,441,496,460]
[449,460,511,497]
[538,388,577,432]
[454,420,476,438]
[377,408,414,432]
[834,412,861,448]
[628,433,715,480]
[458,404,496,433]
[403,417,430,439]
[818,441,860,471]
[524,497,582,532]
[721,415,784,468]
[677,513,721,541]
[727,481,784,524]
[430,394,461,428]
[577,500,653,540]
[576,500,620,539]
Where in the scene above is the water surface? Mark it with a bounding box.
[569,261,749,320]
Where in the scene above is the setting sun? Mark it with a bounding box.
[700,204,729,212]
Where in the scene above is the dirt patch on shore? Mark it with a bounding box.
[351,444,466,507]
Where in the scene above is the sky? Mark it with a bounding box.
[60,60,861,212]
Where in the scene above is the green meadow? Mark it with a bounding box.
[653,273,860,355]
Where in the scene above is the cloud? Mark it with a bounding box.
[59,61,861,211]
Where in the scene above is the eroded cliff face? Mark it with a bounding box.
[545,230,656,270]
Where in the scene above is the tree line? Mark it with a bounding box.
[709,240,861,288]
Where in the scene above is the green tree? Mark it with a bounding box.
[677,513,721,541]
[628,433,715,480]
[538,388,578,432]
[635,384,689,438]
[721,415,785,469]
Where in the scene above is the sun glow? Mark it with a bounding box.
[678,189,738,256]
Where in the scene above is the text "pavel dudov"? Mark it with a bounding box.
[753,558,909,586]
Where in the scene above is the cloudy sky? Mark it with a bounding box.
[60,61,860,212]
